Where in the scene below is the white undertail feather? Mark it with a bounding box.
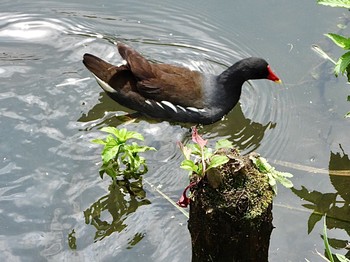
[93,74,117,94]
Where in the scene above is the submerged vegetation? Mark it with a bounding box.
[317,0,350,117]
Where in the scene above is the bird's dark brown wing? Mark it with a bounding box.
[117,43,205,108]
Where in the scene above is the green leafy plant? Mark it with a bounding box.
[317,0,350,117]
[177,127,233,207]
[324,33,350,78]
[250,155,293,195]
[178,127,232,178]
[92,127,155,180]
[177,128,294,207]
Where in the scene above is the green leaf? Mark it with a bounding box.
[346,111,350,118]
[334,51,350,76]
[318,0,350,9]
[250,156,293,194]
[202,147,213,160]
[101,126,120,138]
[325,33,350,50]
[125,130,144,141]
[100,127,144,142]
[251,156,272,173]
[118,128,128,141]
[91,138,107,145]
[178,142,192,160]
[274,173,294,188]
[215,139,233,150]
[125,142,155,153]
[102,144,121,163]
[267,173,276,187]
[180,159,198,173]
[186,143,202,156]
[207,155,229,170]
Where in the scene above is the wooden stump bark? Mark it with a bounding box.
[188,150,274,262]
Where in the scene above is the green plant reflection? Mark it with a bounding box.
[292,144,350,258]
[84,178,151,243]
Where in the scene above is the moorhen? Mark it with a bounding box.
[83,43,281,124]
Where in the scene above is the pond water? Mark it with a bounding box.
[1,0,350,261]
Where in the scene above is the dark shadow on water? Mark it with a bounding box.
[83,178,151,244]
[78,92,275,152]
[292,144,350,259]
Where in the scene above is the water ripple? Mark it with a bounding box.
[0,2,296,261]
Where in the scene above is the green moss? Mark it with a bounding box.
[191,149,274,221]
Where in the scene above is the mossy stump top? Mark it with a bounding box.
[188,149,274,262]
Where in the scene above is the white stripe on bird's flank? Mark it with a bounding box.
[161,101,178,113]
[156,102,164,109]
[176,105,187,112]
[145,99,152,106]
[186,107,206,113]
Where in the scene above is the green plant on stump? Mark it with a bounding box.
[250,156,293,195]
[92,127,156,181]
[177,127,294,207]
[317,0,350,117]
[179,127,232,178]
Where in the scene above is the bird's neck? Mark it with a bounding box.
[217,61,248,88]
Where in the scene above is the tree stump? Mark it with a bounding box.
[188,149,274,262]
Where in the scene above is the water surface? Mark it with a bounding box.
[1,0,350,261]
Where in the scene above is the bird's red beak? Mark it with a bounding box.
[267,65,282,83]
